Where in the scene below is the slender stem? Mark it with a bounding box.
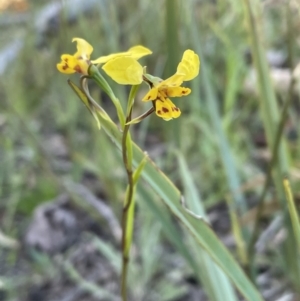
[246,77,295,281]
[90,67,126,127]
[126,107,155,125]
[120,85,140,301]
[81,75,140,300]
[122,117,134,211]
[121,253,129,301]
[121,116,134,301]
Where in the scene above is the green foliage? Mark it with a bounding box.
[1,0,300,300]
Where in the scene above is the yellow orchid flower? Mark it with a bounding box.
[103,49,200,120]
[57,38,152,75]
[142,49,200,120]
[57,38,93,75]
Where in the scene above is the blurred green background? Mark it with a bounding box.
[1,0,300,300]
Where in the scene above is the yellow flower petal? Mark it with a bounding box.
[176,49,200,81]
[92,45,152,65]
[56,54,75,74]
[92,52,128,65]
[61,54,77,68]
[127,45,153,60]
[56,63,75,74]
[139,49,199,120]
[142,87,158,102]
[56,54,77,74]
[157,74,185,88]
[57,39,92,75]
[72,38,93,60]
[166,87,191,97]
[155,96,181,120]
[60,54,89,74]
[102,57,143,85]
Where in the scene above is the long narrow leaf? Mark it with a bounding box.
[177,152,238,301]
[68,81,263,300]
[188,1,247,214]
[283,178,300,252]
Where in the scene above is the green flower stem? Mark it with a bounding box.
[121,184,135,301]
[81,77,141,300]
[126,107,155,125]
[126,85,140,117]
[120,85,140,301]
[89,65,126,127]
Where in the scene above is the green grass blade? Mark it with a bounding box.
[92,235,121,273]
[242,0,289,178]
[188,8,247,214]
[138,185,201,278]
[68,80,101,129]
[242,0,300,287]
[63,260,119,300]
[177,152,238,301]
[283,178,300,252]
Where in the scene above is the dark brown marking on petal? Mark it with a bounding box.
[162,107,169,113]
[157,110,162,114]
[147,95,151,100]
[174,107,179,111]
[62,63,69,70]
[182,90,187,94]
[74,65,82,73]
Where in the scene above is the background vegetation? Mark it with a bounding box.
[1,0,300,300]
